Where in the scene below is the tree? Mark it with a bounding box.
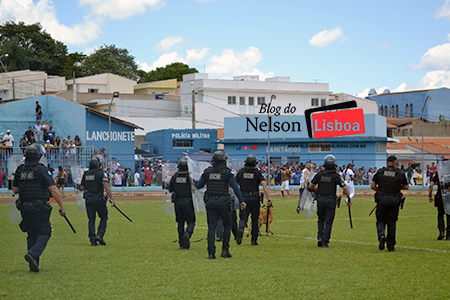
[60,52,86,79]
[0,36,29,71]
[139,62,198,83]
[81,45,139,80]
[0,21,68,74]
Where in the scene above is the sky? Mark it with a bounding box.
[1,0,450,97]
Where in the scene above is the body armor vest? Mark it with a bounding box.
[173,171,192,198]
[204,167,229,196]
[317,170,337,197]
[83,169,103,196]
[16,164,49,201]
[238,167,260,192]
[377,167,402,195]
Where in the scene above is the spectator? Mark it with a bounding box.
[47,126,55,143]
[114,170,122,187]
[0,167,6,188]
[406,163,414,184]
[68,140,76,166]
[54,136,61,160]
[42,120,49,131]
[56,166,67,198]
[74,135,82,158]
[33,120,43,144]
[274,167,282,186]
[429,162,437,179]
[2,130,14,155]
[134,170,140,186]
[355,167,364,185]
[66,168,73,187]
[44,139,54,160]
[35,101,42,121]
[25,126,34,141]
[61,139,68,163]
[19,134,27,152]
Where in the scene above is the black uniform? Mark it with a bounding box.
[431,172,450,238]
[168,170,195,249]
[236,166,265,243]
[373,166,408,251]
[197,166,244,257]
[13,163,55,270]
[81,168,109,245]
[310,169,345,247]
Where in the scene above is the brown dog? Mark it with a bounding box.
[247,203,274,236]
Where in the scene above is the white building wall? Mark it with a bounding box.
[180,73,330,118]
[66,73,137,94]
[329,93,379,114]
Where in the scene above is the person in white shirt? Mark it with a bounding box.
[343,163,361,200]
[297,161,311,214]
[3,130,14,154]
[33,121,43,144]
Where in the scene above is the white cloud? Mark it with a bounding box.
[78,0,162,20]
[155,35,186,52]
[436,0,450,20]
[412,38,450,71]
[137,61,152,72]
[380,42,390,49]
[206,47,263,78]
[0,0,102,46]
[356,84,406,98]
[309,27,346,48]
[411,70,450,90]
[186,47,210,62]
[149,52,185,70]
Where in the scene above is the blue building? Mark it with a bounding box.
[145,129,217,162]
[222,114,387,169]
[0,95,142,168]
[368,88,450,122]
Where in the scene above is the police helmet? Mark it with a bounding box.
[212,150,228,162]
[25,143,43,160]
[177,157,188,170]
[89,156,102,168]
[245,154,258,166]
[323,154,336,169]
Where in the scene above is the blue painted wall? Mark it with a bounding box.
[223,114,387,169]
[0,95,136,169]
[368,88,450,122]
[146,129,217,162]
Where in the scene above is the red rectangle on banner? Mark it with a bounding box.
[311,108,365,138]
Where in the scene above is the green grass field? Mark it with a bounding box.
[1,196,450,300]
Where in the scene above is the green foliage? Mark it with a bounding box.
[1,196,450,299]
[139,62,198,83]
[81,45,139,80]
[0,21,68,74]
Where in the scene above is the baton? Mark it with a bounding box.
[59,209,76,233]
[346,199,353,229]
[369,204,377,216]
[110,200,133,222]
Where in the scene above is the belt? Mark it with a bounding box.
[22,201,35,207]
[242,191,258,195]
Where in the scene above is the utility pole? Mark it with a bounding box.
[73,71,76,103]
[191,82,196,129]
[12,78,15,100]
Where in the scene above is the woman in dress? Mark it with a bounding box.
[56,165,67,198]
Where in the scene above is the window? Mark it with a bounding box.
[248,97,255,106]
[410,103,413,118]
[257,97,265,105]
[285,156,300,165]
[395,105,399,118]
[320,99,326,107]
[405,104,409,117]
[308,143,331,153]
[376,142,386,152]
[88,88,98,93]
[311,98,319,106]
[380,106,384,116]
[173,140,193,148]
[227,96,236,105]
[239,96,245,105]
[390,105,394,117]
[384,106,387,116]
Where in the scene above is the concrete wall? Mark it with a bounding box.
[392,121,450,137]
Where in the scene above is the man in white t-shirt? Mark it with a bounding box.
[297,161,311,213]
[343,163,361,200]
[33,121,43,144]
[3,130,14,154]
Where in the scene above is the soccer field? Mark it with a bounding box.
[1,196,449,300]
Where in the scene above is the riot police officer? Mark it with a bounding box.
[428,168,450,240]
[13,143,66,272]
[196,150,246,259]
[168,157,195,249]
[236,154,271,245]
[371,156,409,251]
[80,156,115,246]
[308,154,350,248]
